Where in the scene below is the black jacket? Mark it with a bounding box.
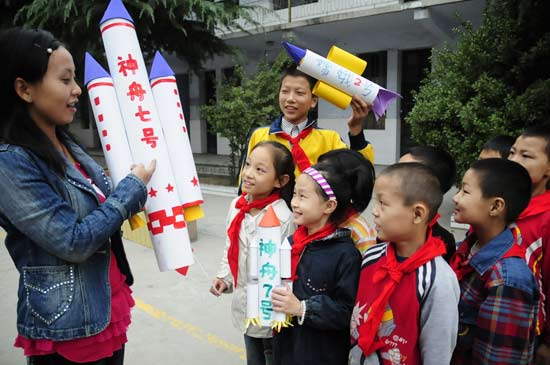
[273,229,361,365]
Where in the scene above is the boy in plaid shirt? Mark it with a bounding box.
[450,158,539,364]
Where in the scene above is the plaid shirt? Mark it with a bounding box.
[451,229,539,365]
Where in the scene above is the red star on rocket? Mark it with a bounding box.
[149,187,158,198]
[166,183,174,192]
[191,176,198,187]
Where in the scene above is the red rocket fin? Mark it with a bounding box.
[258,205,280,228]
[176,266,189,276]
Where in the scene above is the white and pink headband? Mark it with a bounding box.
[303,167,336,200]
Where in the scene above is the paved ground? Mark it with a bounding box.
[0,182,465,364]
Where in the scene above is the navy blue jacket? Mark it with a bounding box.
[273,228,361,365]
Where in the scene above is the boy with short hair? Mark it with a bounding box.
[350,163,459,365]
[478,135,515,159]
[243,64,374,179]
[450,158,538,364]
[509,124,550,363]
[399,146,457,261]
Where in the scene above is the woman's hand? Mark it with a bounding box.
[210,278,228,297]
[131,159,156,185]
[271,283,302,316]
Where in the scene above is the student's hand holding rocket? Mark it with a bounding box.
[348,95,371,136]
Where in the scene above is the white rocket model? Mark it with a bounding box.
[149,52,204,222]
[84,0,199,273]
[246,206,292,330]
[84,53,145,229]
[84,54,134,190]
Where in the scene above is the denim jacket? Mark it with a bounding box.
[0,136,147,341]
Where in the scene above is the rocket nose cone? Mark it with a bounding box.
[282,41,306,65]
[259,205,281,227]
[150,51,175,80]
[100,0,134,25]
[84,52,111,86]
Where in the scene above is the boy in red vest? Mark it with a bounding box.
[509,124,550,364]
[450,158,538,364]
[350,163,459,365]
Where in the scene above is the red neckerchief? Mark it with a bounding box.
[278,126,314,172]
[358,215,445,356]
[518,191,550,219]
[290,223,337,281]
[450,226,525,281]
[227,192,280,286]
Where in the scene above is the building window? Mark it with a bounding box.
[400,48,431,152]
[273,0,318,11]
[357,51,387,130]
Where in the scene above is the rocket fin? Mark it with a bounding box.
[176,266,189,276]
[183,205,205,222]
[372,88,401,120]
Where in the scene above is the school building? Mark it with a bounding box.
[73,0,485,166]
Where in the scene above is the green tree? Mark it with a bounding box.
[3,0,254,71]
[406,0,550,180]
[200,52,290,183]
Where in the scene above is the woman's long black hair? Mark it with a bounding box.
[0,27,72,175]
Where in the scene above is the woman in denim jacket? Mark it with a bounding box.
[0,28,155,364]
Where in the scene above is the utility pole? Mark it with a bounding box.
[288,0,291,22]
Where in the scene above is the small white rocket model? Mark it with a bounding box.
[84,54,134,193]
[246,206,292,331]
[84,0,204,274]
[283,42,400,120]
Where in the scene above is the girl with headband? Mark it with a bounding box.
[270,162,362,365]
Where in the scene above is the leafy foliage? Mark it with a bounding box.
[200,51,291,182]
[4,0,254,71]
[406,0,550,181]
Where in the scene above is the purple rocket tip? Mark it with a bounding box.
[372,88,401,120]
[282,42,306,65]
[149,51,174,81]
[100,0,134,25]
[84,52,111,86]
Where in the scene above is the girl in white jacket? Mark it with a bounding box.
[210,141,296,365]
